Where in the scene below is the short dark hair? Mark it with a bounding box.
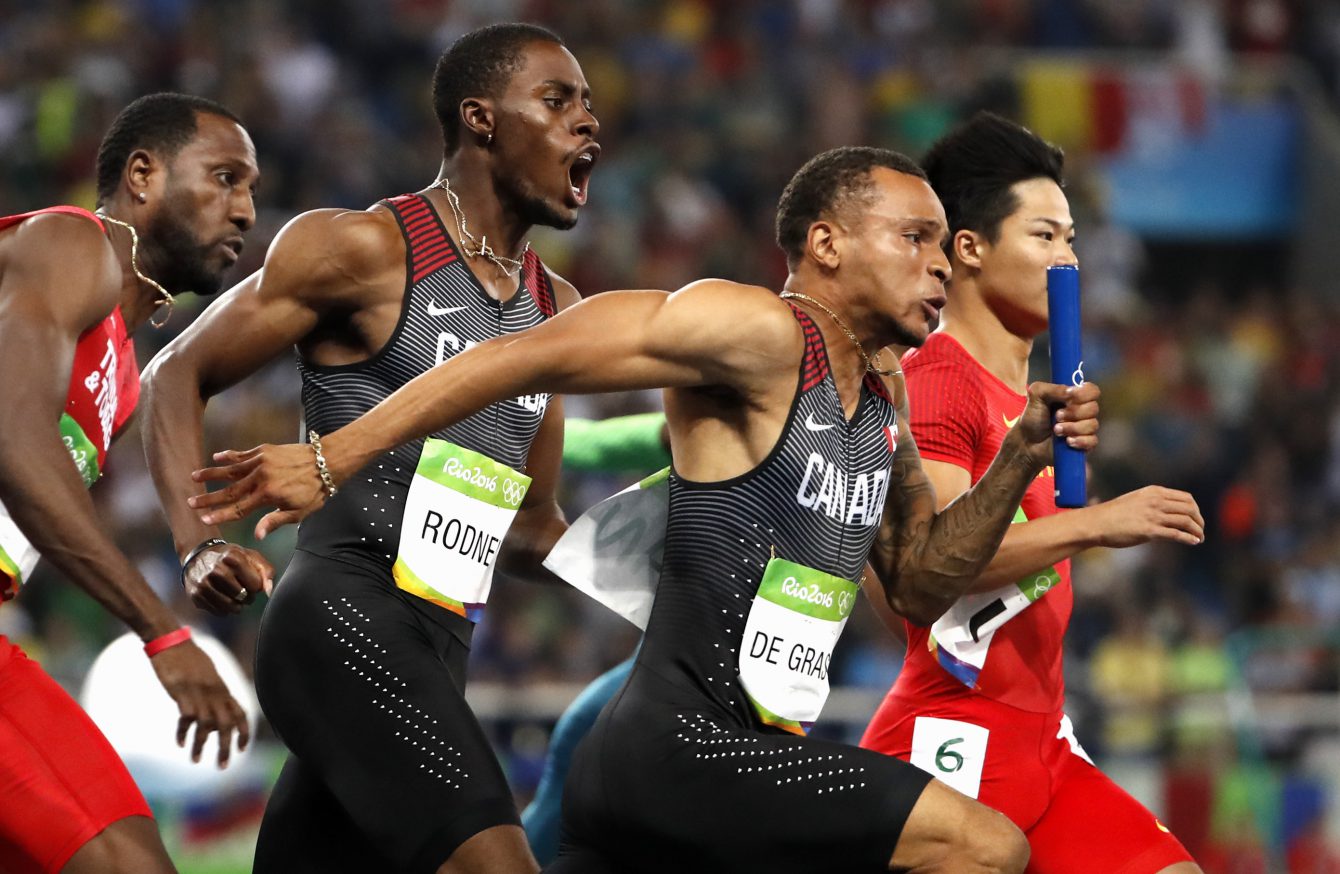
[432,23,564,155]
[923,112,1064,242]
[95,92,241,206]
[775,146,927,266]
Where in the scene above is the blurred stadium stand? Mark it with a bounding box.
[2,1,1338,870]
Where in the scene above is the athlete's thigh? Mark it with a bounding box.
[1025,752,1195,874]
[584,706,932,873]
[255,552,518,871]
[254,755,392,874]
[0,640,152,874]
[862,695,1052,832]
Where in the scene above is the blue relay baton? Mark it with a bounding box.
[1046,265,1086,508]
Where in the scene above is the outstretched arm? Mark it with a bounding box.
[918,459,1203,594]
[190,281,799,534]
[0,213,247,764]
[871,377,1101,625]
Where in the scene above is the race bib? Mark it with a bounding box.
[910,716,990,798]
[738,556,858,735]
[0,502,39,599]
[392,438,530,622]
[928,507,1061,687]
[0,414,109,599]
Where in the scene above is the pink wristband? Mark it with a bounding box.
[144,627,192,658]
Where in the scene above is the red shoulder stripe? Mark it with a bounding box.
[788,305,831,392]
[382,194,458,283]
[523,249,556,317]
[864,372,892,402]
[0,205,104,234]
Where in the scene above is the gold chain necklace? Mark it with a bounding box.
[95,213,174,328]
[427,177,528,278]
[779,291,899,377]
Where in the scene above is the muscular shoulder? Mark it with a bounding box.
[898,335,987,458]
[652,279,803,387]
[2,211,118,329]
[261,207,405,306]
[664,279,800,348]
[903,336,984,401]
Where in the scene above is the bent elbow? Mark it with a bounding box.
[886,590,946,628]
[141,348,205,403]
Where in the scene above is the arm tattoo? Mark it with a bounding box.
[874,405,1042,626]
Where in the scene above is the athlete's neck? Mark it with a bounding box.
[427,157,531,288]
[936,277,1033,392]
[97,204,163,332]
[780,277,882,417]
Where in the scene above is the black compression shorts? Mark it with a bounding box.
[550,664,933,873]
[252,549,518,873]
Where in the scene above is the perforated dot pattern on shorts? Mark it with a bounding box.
[323,598,467,788]
[673,713,867,795]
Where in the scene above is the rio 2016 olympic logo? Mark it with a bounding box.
[501,478,527,507]
[781,575,834,608]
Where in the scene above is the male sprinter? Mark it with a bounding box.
[141,23,598,874]
[0,93,256,874]
[189,147,1102,873]
[859,113,1204,873]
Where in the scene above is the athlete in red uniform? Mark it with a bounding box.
[0,93,258,874]
[860,114,1206,873]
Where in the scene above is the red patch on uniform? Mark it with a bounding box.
[884,423,898,453]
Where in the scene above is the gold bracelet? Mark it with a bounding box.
[308,430,338,498]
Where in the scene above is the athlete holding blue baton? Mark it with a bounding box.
[860,113,1205,874]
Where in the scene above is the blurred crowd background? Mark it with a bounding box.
[2,1,1339,871]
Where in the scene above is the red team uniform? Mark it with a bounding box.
[0,207,154,874]
[861,333,1192,873]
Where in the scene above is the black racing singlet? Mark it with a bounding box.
[638,306,898,733]
[295,193,556,606]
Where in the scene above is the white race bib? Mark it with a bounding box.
[392,438,530,622]
[0,501,39,597]
[738,557,858,735]
[542,467,669,629]
[909,716,990,798]
[928,507,1061,687]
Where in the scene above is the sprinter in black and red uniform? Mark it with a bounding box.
[191,148,1103,874]
[0,93,257,874]
[141,24,598,874]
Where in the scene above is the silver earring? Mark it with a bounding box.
[486,133,493,145]
[137,192,147,202]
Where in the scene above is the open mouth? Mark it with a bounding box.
[567,145,599,207]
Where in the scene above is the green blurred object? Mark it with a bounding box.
[563,413,669,473]
[35,79,78,162]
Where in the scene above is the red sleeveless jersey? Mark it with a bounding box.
[892,332,1071,714]
[0,206,139,594]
